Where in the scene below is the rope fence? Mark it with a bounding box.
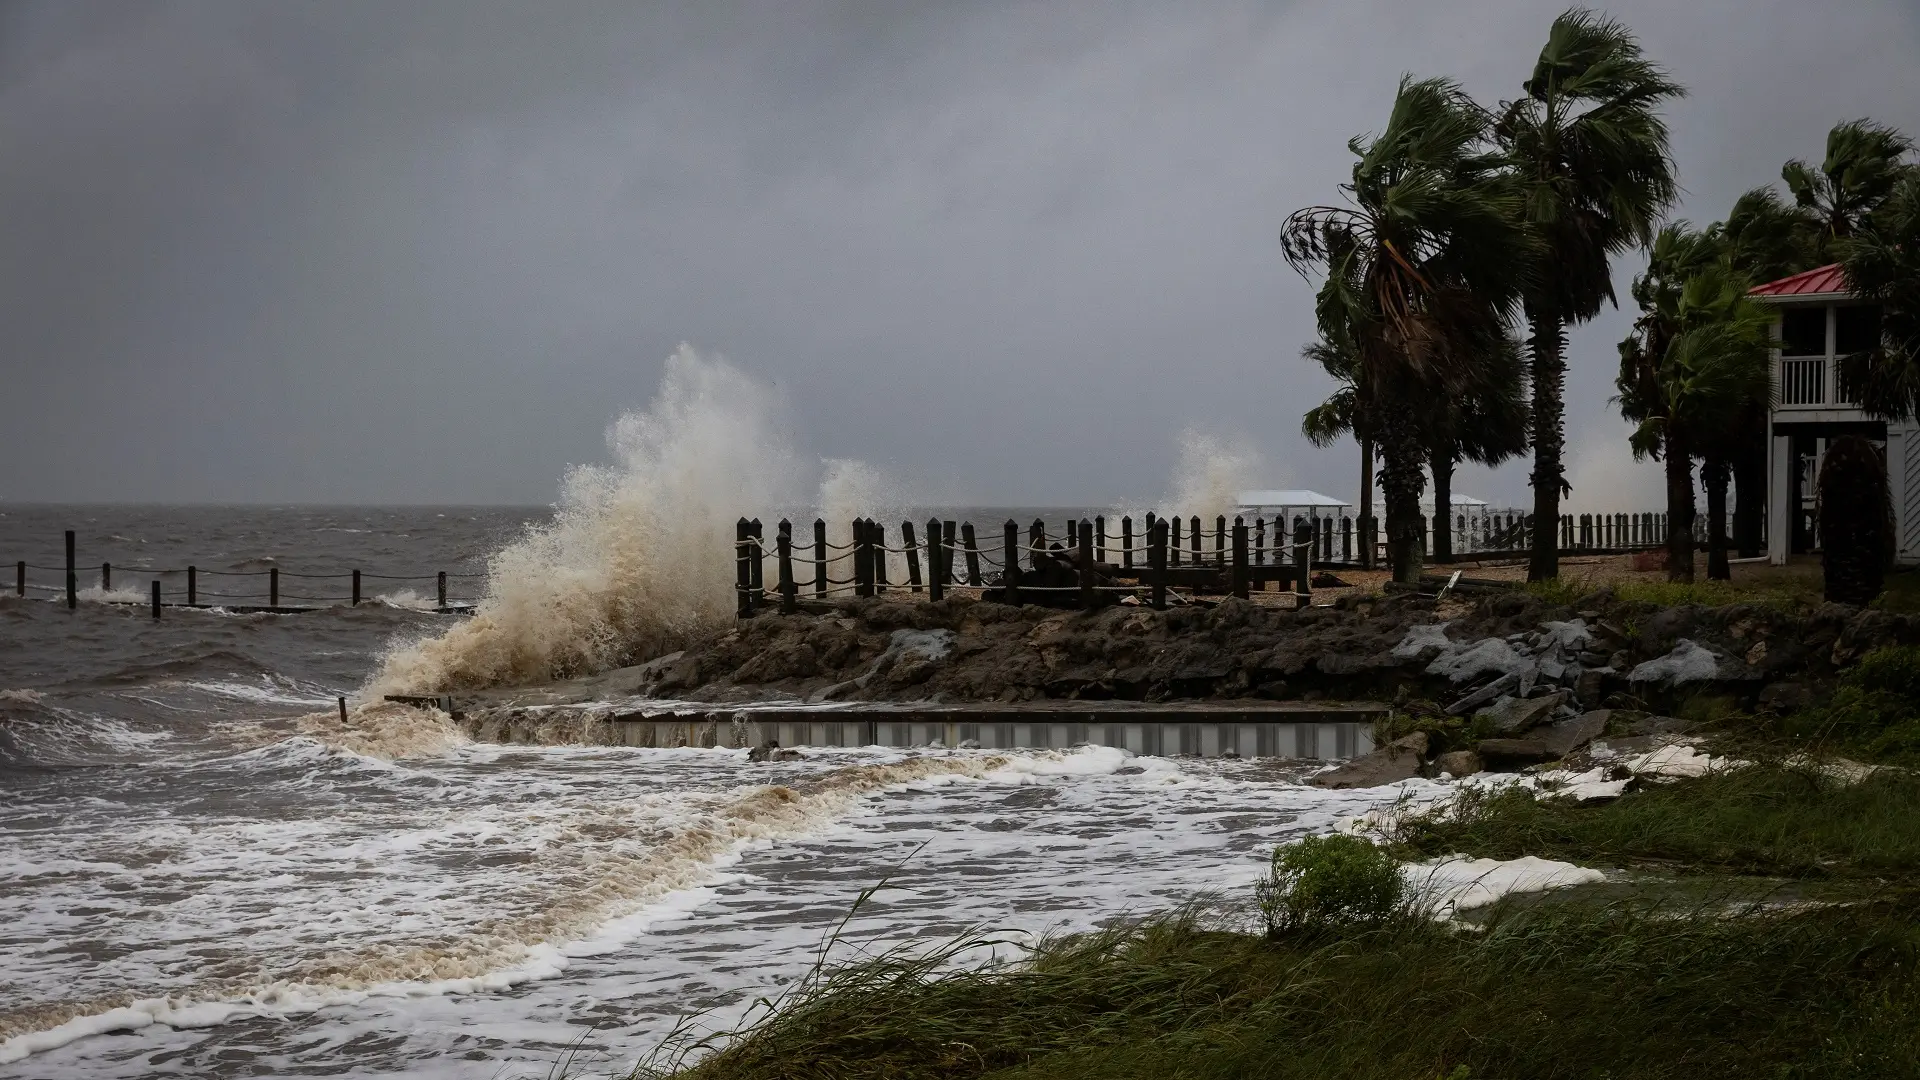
[9,530,486,617]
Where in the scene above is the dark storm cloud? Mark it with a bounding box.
[3,0,1918,507]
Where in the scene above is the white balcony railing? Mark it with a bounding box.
[1777,355,1859,409]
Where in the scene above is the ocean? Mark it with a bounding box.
[0,502,1396,1079]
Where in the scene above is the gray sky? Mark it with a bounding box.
[4,0,1918,508]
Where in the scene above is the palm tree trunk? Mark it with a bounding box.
[1527,309,1566,582]
[1431,448,1454,564]
[1704,458,1732,580]
[1664,429,1696,583]
[1378,407,1426,584]
[1358,435,1375,570]
[1731,414,1766,558]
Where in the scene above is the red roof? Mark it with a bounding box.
[1749,263,1850,298]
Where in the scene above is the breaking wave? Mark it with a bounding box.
[366,346,812,697]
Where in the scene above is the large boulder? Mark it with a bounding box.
[1433,749,1483,778]
[1311,731,1429,789]
[1475,737,1555,769]
[1477,690,1569,735]
[1534,710,1611,759]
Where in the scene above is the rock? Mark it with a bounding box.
[1310,571,1353,588]
[1573,669,1605,706]
[1445,671,1519,715]
[1477,690,1569,735]
[747,740,781,762]
[1758,681,1813,713]
[1627,639,1723,685]
[1475,737,1555,769]
[1311,731,1429,789]
[1433,749,1483,777]
[1534,710,1611,759]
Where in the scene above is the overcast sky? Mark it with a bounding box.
[4,0,1918,509]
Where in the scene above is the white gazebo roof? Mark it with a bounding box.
[1236,489,1352,509]
[1423,492,1490,507]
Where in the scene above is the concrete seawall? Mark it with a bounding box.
[581,702,1386,758]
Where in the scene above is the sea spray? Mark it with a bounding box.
[366,346,809,696]
[1164,428,1267,520]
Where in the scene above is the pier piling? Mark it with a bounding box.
[65,530,75,609]
[189,566,198,606]
[150,581,160,619]
[777,519,798,614]
[1003,520,1021,606]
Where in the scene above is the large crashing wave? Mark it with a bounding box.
[367,346,807,696]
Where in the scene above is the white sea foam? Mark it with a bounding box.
[1403,855,1607,919]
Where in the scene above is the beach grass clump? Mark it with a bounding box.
[1254,834,1403,936]
[1388,764,1920,880]
[646,899,1920,1080]
[1772,644,1920,762]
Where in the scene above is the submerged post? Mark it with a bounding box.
[14,560,22,598]
[65,530,76,609]
[347,569,356,607]
[150,581,160,619]
[437,571,447,609]
[270,567,280,608]
[901,521,922,593]
[190,566,200,606]
[1078,518,1095,610]
[926,517,945,602]
[102,562,111,593]
[1232,518,1249,599]
[961,521,982,586]
[813,518,828,598]
[1121,515,1134,571]
[1002,519,1022,606]
[338,696,348,724]
[736,518,753,616]
[777,519,797,614]
[1149,518,1168,610]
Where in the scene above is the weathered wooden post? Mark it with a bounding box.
[437,571,447,609]
[902,521,923,593]
[851,519,869,597]
[1341,516,1353,564]
[347,569,356,607]
[191,566,200,606]
[1322,515,1334,562]
[270,567,280,608]
[1095,515,1107,563]
[942,520,957,584]
[1078,518,1095,610]
[1169,514,1181,566]
[1190,516,1202,565]
[1002,519,1022,606]
[102,562,111,593]
[151,581,161,619]
[1292,522,1313,609]
[1028,519,1045,571]
[749,519,765,607]
[1066,519,1078,547]
[65,530,76,610]
[1231,518,1249,599]
[1254,517,1266,565]
[338,696,348,724]
[14,561,22,598]
[737,518,753,615]
[1214,515,1226,567]
[1121,515,1134,571]
[872,520,889,593]
[1149,518,1168,610]
[777,519,798,614]
[814,518,829,598]
[926,517,944,602]
[961,521,982,586]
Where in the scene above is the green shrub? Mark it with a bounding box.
[1256,834,1404,936]
[1777,645,1920,761]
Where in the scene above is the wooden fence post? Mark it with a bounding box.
[927,517,945,602]
[1254,517,1266,565]
[778,519,798,614]
[737,518,753,615]
[1341,516,1353,564]
[1003,519,1022,606]
[1095,515,1107,563]
[1078,518,1095,610]
[346,568,354,607]
[270,567,279,607]
[1150,518,1167,611]
[873,520,890,593]
[65,530,76,609]
[1028,519,1045,571]
[437,571,447,609]
[1121,516,1134,570]
[749,519,765,606]
[1169,515,1182,566]
[151,581,160,619]
[1190,516,1202,565]
[942,521,957,584]
[902,520,923,593]
[962,522,982,586]
[814,519,828,598]
[1214,515,1226,567]
[1231,518,1249,599]
[1292,523,1313,610]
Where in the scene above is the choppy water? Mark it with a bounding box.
[1,505,1396,1079]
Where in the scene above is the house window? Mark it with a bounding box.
[1835,305,1882,355]
[1779,307,1828,356]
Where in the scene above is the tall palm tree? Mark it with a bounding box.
[1425,336,1531,563]
[1784,119,1916,255]
[1618,249,1774,582]
[1300,332,1379,569]
[1837,168,1920,421]
[1498,9,1684,581]
[1285,76,1534,583]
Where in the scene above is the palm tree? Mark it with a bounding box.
[1285,76,1534,583]
[1618,248,1774,583]
[1836,160,1920,421]
[1497,8,1684,581]
[1784,120,1916,255]
[1300,331,1379,569]
[1425,336,1531,563]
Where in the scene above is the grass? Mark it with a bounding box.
[641,900,1920,1080]
[1388,764,1920,880]
[1768,644,1920,764]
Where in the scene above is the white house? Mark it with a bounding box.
[1749,264,1916,564]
